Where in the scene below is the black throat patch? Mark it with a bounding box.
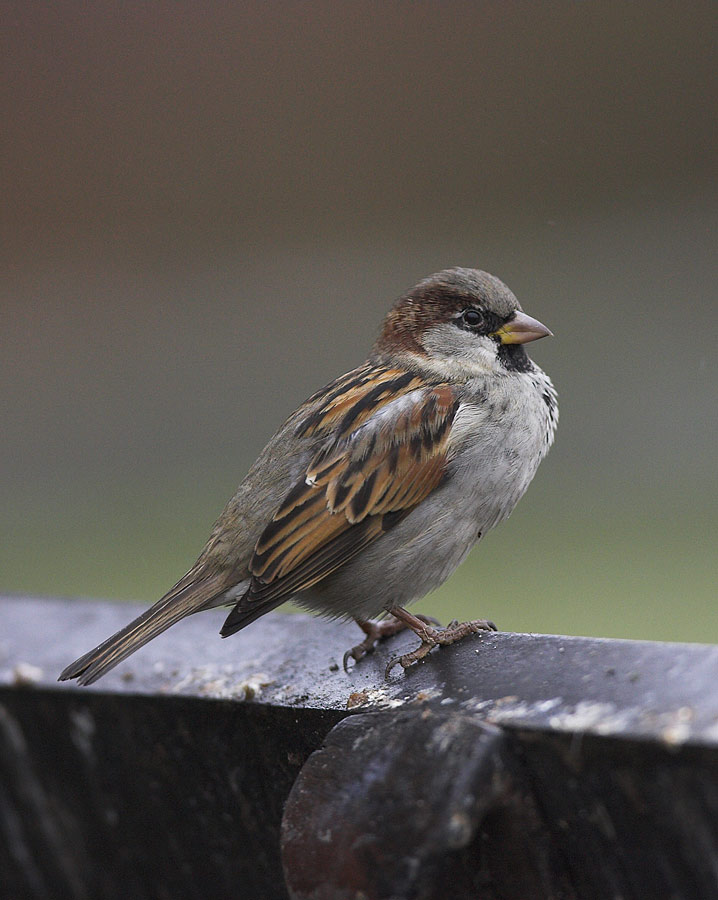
[497,342,534,373]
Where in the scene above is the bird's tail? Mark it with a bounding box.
[58,567,231,686]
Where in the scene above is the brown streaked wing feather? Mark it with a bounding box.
[247,514,390,604]
[234,374,459,612]
[294,364,425,438]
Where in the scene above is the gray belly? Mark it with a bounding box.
[296,484,479,620]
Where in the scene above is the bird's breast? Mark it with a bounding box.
[447,369,557,529]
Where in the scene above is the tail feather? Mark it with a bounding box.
[59,568,231,686]
[220,593,285,638]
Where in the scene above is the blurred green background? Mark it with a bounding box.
[2,3,716,642]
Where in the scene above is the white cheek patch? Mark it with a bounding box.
[419,324,498,378]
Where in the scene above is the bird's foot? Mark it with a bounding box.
[384,613,497,678]
[342,613,440,672]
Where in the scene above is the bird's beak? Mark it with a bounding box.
[493,311,553,344]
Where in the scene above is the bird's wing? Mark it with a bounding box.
[220,366,459,635]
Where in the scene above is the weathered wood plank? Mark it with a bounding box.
[2,596,717,899]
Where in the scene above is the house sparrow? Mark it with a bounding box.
[59,268,557,685]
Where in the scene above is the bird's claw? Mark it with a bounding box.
[385,639,437,677]
[342,613,441,674]
[342,646,366,672]
[342,624,385,672]
[384,618,498,678]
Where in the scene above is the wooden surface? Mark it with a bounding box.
[2,596,718,899]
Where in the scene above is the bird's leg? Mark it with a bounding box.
[342,613,441,672]
[384,606,497,677]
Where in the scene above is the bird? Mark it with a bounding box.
[59,267,558,685]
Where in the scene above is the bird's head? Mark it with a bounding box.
[374,267,552,378]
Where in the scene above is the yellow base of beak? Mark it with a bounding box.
[493,311,553,344]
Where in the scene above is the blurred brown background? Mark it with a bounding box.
[2,2,716,641]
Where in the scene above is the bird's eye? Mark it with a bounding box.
[461,309,483,328]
